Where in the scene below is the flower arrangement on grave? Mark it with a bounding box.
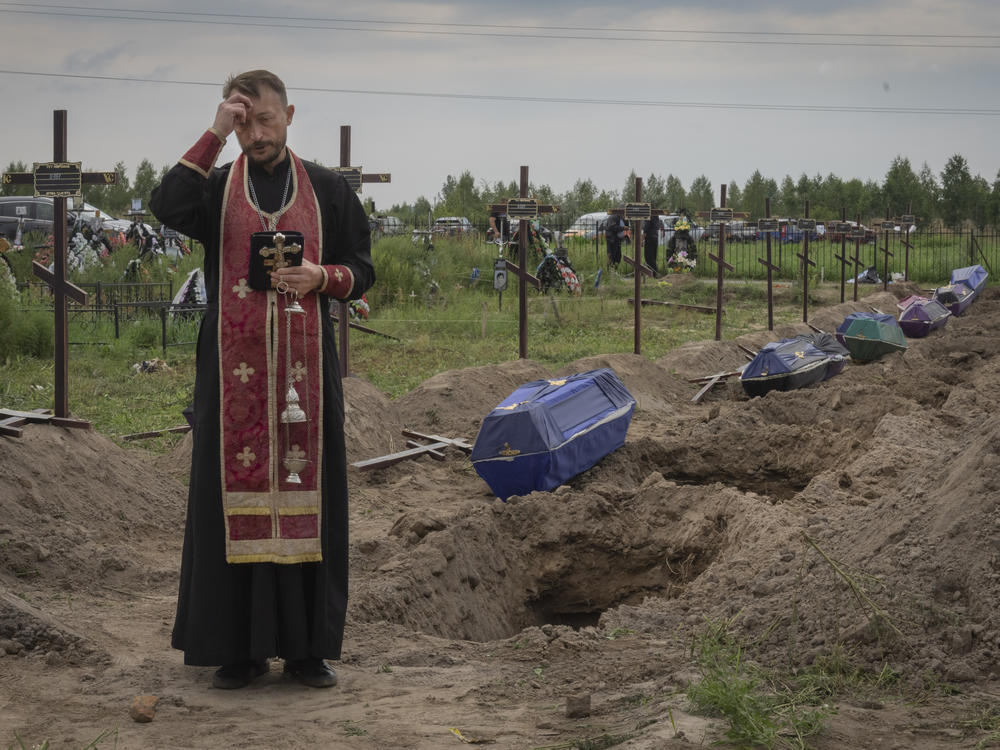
[666,248,697,274]
[349,294,370,321]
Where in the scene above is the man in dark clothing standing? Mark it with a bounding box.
[642,216,660,277]
[150,70,374,690]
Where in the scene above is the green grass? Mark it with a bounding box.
[687,617,835,749]
[0,233,908,441]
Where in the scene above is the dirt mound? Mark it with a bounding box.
[4,286,1000,748]
[393,358,552,440]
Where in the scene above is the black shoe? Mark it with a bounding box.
[284,657,338,688]
[211,659,269,689]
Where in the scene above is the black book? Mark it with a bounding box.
[248,231,304,291]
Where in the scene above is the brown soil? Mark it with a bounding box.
[3,285,1000,749]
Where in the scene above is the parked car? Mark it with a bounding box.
[370,215,406,237]
[564,211,610,240]
[432,216,475,236]
[0,195,145,242]
[0,195,65,241]
[825,221,875,244]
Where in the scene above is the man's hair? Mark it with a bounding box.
[222,70,288,106]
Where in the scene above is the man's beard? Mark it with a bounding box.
[243,137,285,170]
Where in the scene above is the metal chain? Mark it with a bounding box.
[248,161,292,232]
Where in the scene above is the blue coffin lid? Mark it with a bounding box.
[470,368,635,461]
[950,265,988,295]
[741,338,829,380]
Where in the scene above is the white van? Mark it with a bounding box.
[564,212,610,240]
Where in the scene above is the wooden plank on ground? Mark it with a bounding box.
[351,441,450,470]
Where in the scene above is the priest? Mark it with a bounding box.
[151,69,374,690]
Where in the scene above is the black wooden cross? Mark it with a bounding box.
[332,125,391,378]
[876,207,895,292]
[608,177,665,354]
[795,200,818,323]
[1,110,117,427]
[756,197,780,331]
[831,208,851,304]
[696,185,747,341]
[849,214,866,302]
[488,166,559,359]
[894,203,916,281]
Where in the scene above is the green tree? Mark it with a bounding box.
[916,162,939,225]
[776,175,797,216]
[664,174,686,212]
[882,156,921,217]
[940,154,976,228]
[726,181,742,212]
[561,178,602,218]
[644,173,667,210]
[131,159,160,216]
[687,175,713,212]
[437,171,482,223]
[742,171,778,219]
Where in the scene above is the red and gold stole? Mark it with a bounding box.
[217,150,324,564]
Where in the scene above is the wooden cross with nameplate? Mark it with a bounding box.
[330,125,391,378]
[1,110,117,428]
[696,185,748,341]
[876,207,895,292]
[795,201,818,323]
[756,197,780,331]
[608,177,666,354]
[895,203,917,281]
[488,166,559,359]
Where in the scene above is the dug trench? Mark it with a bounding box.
[4,286,1000,748]
[347,286,1000,689]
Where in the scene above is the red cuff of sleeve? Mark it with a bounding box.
[319,264,354,299]
[178,129,226,178]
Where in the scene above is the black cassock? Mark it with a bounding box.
[151,153,374,666]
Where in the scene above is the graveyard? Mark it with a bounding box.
[3,220,1000,747]
[3,123,1000,747]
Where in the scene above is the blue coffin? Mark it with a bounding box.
[950,265,988,299]
[470,368,636,500]
[740,339,832,398]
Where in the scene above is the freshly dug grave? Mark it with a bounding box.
[2,285,999,749]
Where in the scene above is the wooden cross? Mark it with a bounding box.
[488,166,560,359]
[830,208,851,304]
[1,110,117,427]
[332,125,390,378]
[696,185,748,341]
[849,214,866,302]
[795,200,818,323]
[894,203,917,281]
[259,232,302,273]
[756,197,780,331]
[876,207,895,292]
[608,177,665,354]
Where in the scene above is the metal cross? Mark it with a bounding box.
[259,232,302,274]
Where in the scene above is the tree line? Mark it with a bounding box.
[384,154,999,231]
[2,154,997,231]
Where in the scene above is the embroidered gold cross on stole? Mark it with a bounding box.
[259,232,303,273]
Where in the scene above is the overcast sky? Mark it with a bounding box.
[1,0,998,215]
